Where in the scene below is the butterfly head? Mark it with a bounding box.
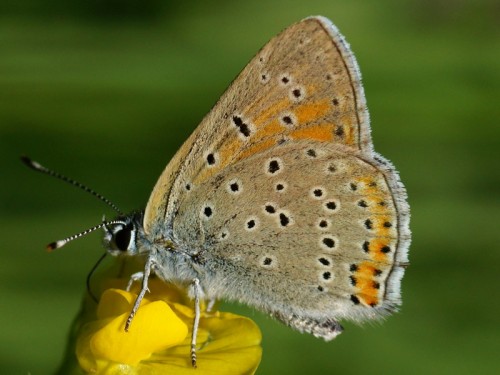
[102,212,145,257]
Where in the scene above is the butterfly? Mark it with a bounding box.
[26,16,410,367]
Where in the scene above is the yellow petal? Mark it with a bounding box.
[144,310,262,374]
[97,289,139,319]
[90,293,188,365]
[69,259,261,374]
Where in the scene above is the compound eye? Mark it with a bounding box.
[114,227,131,251]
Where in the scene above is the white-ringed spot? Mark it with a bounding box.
[317,256,333,268]
[310,186,327,200]
[259,255,278,269]
[318,270,334,284]
[317,218,331,230]
[201,203,214,220]
[245,216,259,231]
[265,157,283,175]
[319,235,338,252]
[275,181,287,193]
[289,85,306,102]
[204,151,219,168]
[226,178,243,195]
[323,199,340,213]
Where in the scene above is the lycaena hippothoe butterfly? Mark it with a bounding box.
[25,16,410,366]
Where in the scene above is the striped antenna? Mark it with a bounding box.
[20,156,124,215]
[46,219,127,251]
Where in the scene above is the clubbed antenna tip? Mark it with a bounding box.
[46,240,67,252]
[20,155,44,171]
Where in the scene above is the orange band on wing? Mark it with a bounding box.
[353,261,382,307]
[256,119,286,139]
[294,100,331,124]
[253,98,291,126]
[367,238,391,262]
[237,138,277,161]
[289,124,334,141]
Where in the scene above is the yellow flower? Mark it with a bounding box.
[58,259,262,375]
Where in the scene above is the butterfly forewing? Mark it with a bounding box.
[144,17,371,232]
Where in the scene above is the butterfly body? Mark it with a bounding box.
[105,16,409,347]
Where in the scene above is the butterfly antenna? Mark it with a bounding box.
[47,219,127,251]
[20,156,124,215]
[86,253,108,303]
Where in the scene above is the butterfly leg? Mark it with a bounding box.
[190,278,202,368]
[206,298,216,313]
[126,271,144,291]
[125,255,154,331]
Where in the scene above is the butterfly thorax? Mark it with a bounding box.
[102,210,209,290]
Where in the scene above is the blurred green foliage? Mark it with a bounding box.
[1,0,498,374]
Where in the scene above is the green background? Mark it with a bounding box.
[1,0,498,374]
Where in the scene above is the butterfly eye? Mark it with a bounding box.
[114,227,132,251]
[102,216,139,256]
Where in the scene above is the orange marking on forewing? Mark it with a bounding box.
[295,100,331,124]
[193,165,219,186]
[305,84,318,97]
[289,124,334,141]
[256,119,285,139]
[342,117,355,145]
[253,98,290,126]
[193,138,241,185]
[237,138,276,161]
[218,137,244,166]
